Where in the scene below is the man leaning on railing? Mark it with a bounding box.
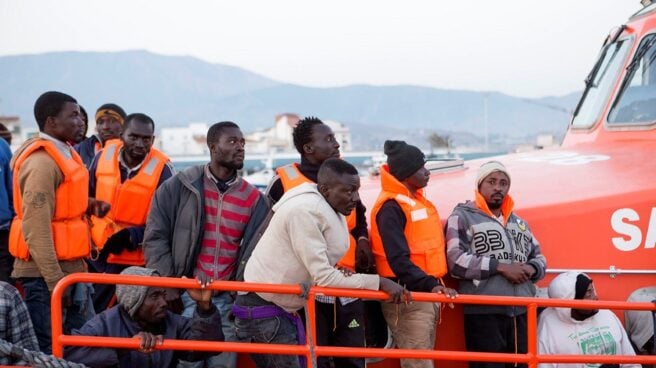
[64,266,224,368]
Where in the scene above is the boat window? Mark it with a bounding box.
[571,38,632,128]
[608,34,656,125]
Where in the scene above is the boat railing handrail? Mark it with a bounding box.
[51,273,656,367]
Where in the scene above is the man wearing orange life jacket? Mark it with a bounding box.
[87,113,175,312]
[75,103,126,168]
[9,91,110,353]
[266,116,374,368]
[370,140,457,368]
[445,161,546,368]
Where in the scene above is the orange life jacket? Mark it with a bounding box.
[9,139,90,261]
[370,164,447,278]
[276,163,358,270]
[91,140,169,265]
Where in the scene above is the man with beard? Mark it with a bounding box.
[144,121,268,368]
[87,113,174,312]
[538,272,638,368]
[75,103,126,168]
[445,160,547,368]
[265,117,375,368]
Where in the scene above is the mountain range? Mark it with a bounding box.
[0,50,580,149]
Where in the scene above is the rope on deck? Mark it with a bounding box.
[0,338,88,368]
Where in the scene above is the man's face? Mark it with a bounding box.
[135,287,168,324]
[96,114,123,143]
[121,121,154,163]
[210,127,245,171]
[404,166,430,191]
[478,171,510,209]
[73,118,86,144]
[305,124,340,163]
[49,102,82,143]
[571,282,599,320]
[320,173,360,216]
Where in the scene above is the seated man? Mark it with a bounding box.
[65,266,224,368]
[538,271,639,368]
[0,281,39,366]
[625,286,656,357]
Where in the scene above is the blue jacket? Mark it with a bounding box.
[0,138,12,230]
[74,135,101,169]
[64,304,224,368]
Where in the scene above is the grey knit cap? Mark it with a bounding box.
[115,266,160,317]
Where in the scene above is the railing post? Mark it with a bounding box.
[526,303,538,368]
[306,289,318,368]
[50,275,69,357]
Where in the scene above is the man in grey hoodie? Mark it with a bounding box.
[445,160,547,368]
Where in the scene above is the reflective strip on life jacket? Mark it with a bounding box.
[9,139,90,261]
[370,164,447,278]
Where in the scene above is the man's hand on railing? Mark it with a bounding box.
[183,275,213,312]
[431,285,458,299]
[379,278,412,304]
[134,331,163,353]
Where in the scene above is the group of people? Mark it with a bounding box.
[0,90,648,368]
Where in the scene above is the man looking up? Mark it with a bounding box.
[370,140,457,368]
[266,116,374,368]
[75,103,126,168]
[445,160,546,368]
[88,113,174,312]
[145,121,268,368]
[234,158,408,368]
[65,266,224,368]
[9,91,110,353]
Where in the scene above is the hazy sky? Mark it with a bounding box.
[0,0,641,98]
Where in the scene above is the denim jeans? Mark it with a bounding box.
[20,277,95,354]
[181,291,237,368]
[234,311,301,368]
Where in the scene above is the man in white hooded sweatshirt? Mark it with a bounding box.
[537,271,639,368]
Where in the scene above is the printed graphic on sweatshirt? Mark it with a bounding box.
[471,221,531,263]
[567,326,616,366]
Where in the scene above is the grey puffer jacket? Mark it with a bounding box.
[143,165,270,279]
[445,200,547,316]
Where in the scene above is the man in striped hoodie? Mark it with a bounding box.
[144,121,269,368]
[445,160,546,368]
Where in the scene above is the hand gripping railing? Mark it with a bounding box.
[51,273,656,368]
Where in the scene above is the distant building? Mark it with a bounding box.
[158,115,353,156]
[0,115,20,142]
[245,113,352,154]
[159,122,209,156]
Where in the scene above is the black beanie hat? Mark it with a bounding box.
[574,273,593,300]
[384,140,426,181]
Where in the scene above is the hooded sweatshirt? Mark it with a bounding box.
[445,197,546,315]
[243,182,380,312]
[537,271,638,368]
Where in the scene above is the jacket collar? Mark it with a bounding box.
[474,190,514,226]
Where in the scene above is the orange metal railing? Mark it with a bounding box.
[51,273,656,367]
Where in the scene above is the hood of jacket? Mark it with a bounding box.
[548,271,588,323]
[273,182,323,212]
